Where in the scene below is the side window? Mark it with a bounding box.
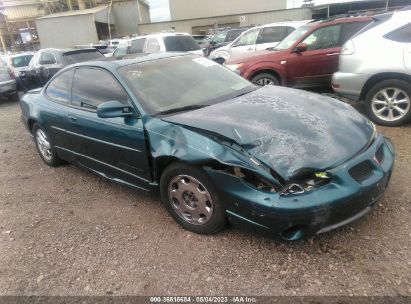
[302,25,341,51]
[45,70,72,104]
[39,52,57,65]
[71,68,129,110]
[232,30,259,47]
[225,29,243,42]
[256,26,287,44]
[286,26,296,36]
[113,46,128,57]
[340,22,371,44]
[129,38,146,53]
[384,23,411,43]
[145,38,160,53]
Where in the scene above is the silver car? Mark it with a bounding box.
[332,9,411,126]
[0,58,18,101]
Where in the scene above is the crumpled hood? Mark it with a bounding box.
[163,86,374,180]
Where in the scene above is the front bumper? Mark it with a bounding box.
[332,72,369,101]
[205,134,394,240]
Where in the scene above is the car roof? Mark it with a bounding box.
[251,19,312,30]
[71,52,190,69]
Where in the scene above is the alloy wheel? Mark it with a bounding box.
[371,87,410,122]
[254,77,274,86]
[35,129,52,161]
[168,175,213,225]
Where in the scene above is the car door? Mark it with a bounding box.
[41,69,73,158]
[65,67,152,188]
[255,26,289,51]
[230,29,260,58]
[384,22,411,70]
[286,24,342,87]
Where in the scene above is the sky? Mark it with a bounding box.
[147,0,171,22]
[147,0,358,22]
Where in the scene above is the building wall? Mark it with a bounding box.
[139,7,311,35]
[169,0,288,21]
[137,1,150,24]
[3,3,42,20]
[36,14,98,48]
[112,0,140,36]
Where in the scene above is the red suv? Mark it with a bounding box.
[224,16,372,88]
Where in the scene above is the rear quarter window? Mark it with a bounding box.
[45,70,73,104]
[164,36,200,52]
[384,23,411,43]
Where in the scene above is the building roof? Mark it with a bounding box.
[37,6,108,20]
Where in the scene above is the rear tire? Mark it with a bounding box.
[32,124,63,167]
[365,79,411,127]
[160,162,226,234]
[251,73,280,86]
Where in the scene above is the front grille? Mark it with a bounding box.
[349,161,373,182]
[375,145,385,164]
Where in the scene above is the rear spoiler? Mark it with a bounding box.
[62,48,99,56]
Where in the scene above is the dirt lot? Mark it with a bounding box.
[0,98,410,296]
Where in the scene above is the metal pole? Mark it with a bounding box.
[108,0,113,40]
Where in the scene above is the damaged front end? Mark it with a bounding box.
[145,115,394,241]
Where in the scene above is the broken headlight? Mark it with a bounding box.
[227,167,279,193]
[280,172,331,196]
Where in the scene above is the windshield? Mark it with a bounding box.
[119,55,255,115]
[164,36,201,52]
[11,55,33,68]
[275,24,314,50]
[63,50,104,64]
[211,31,227,43]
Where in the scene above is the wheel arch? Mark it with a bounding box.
[360,72,411,101]
[249,69,282,85]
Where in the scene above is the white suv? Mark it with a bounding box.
[209,20,311,64]
[113,33,204,58]
[332,9,411,126]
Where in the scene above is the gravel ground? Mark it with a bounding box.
[0,98,410,296]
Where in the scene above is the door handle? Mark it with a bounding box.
[327,52,340,56]
[67,115,77,122]
[247,48,254,51]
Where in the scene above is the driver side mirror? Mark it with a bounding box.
[293,43,308,53]
[97,100,137,118]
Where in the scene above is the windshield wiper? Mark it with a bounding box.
[155,104,207,116]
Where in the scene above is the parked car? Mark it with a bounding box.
[20,53,394,240]
[0,58,18,101]
[7,52,34,90]
[225,16,372,87]
[112,33,204,58]
[206,27,251,56]
[25,48,104,89]
[332,9,411,126]
[209,20,311,64]
[192,34,211,49]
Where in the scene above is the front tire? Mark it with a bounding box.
[160,162,226,234]
[365,79,411,126]
[33,124,62,167]
[251,73,279,86]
